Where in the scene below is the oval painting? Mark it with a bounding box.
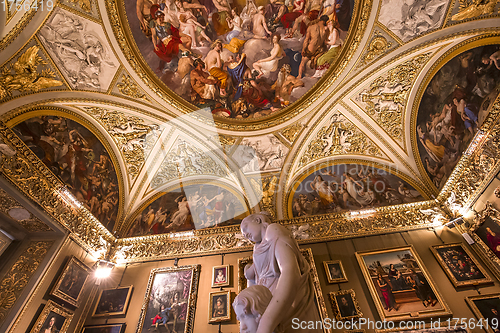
[125,0,353,119]
[416,44,500,189]
[13,116,120,230]
[290,164,423,217]
[126,184,249,236]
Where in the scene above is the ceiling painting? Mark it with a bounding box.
[123,0,354,119]
[231,134,289,174]
[416,44,500,190]
[12,115,121,231]
[377,0,449,43]
[38,7,120,91]
[288,163,424,218]
[125,183,249,237]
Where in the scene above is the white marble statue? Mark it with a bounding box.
[233,285,277,333]
[241,212,320,333]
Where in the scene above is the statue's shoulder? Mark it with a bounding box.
[265,223,290,240]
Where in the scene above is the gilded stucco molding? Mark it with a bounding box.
[0,1,41,51]
[0,240,53,325]
[279,121,305,144]
[0,188,52,232]
[250,175,278,217]
[451,0,499,22]
[105,0,372,131]
[0,122,114,256]
[115,74,150,102]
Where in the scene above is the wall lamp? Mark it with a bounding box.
[95,260,115,279]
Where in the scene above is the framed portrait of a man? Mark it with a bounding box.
[323,260,348,283]
[356,245,451,321]
[431,243,493,288]
[92,286,133,317]
[29,300,73,333]
[209,290,231,323]
[328,289,362,321]
[212,265,230,288]
[466,293,500,333]
[50,256,90,307]
[135,265,200,333]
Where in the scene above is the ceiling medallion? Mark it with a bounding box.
[111,0,366,127]
[7,207,31,221]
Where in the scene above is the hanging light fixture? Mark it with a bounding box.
[95,260,115,279]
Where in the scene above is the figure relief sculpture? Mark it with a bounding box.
[240,212,320,332]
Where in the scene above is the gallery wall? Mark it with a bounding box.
[74,227,500,333]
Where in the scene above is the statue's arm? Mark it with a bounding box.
[244,263,256,286]
[257,240,300,333]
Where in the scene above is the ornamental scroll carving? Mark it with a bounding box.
[298,111,384,169]
[0,241,53,325]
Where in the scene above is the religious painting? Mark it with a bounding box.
[323,260,347,283]
[212,265,230,287]
[416,44,500,190]
[356,245,451,321]
[209,290,231,323]
[468,204,500,280]
[466,293,500,333]
[237,248,330,332]
[50,256,90,307]
[136,265,200,333]
[13,116,120,231]
[232,135,289,174]
[29,300,73,333]
[92,286,134,317]
[38,7,119,91]
[378,0,449,42]
[126,184,248,236]
[430,243,493,288]
[82,324,126,333]
[123,0,354,119]
[290,164,423,217]
[328,289,362,321]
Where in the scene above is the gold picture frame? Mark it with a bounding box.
[430,243,493,288]
[465,202,500,280]
[212,265,230,288]
[376,321,471,332]
[466,292,500,333]
[29,300,74,333]
[328,289,362,321]
[237,248,331,333]
[92,286,133,317]
[50,256,90,307]
[323,260,348,283]
[356,245,451,322]
[135,265,200,333]
[209,290,231,323]
[81,324,126,333]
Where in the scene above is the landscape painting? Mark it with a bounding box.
[124,0,354,118]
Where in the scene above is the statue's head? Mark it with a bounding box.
[233,285,272,333]
[240,213,271,243]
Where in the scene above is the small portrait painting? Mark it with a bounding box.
[475,216,500,260]
[209,291,230,323]
[82,324,125,333]
[212,265,230,287]
[329,289,362,321]
[323,260,347,283]
[431,243,493,288]
[92,286,133,317]
[466,293,500,333]
[50,256,90,307]
[29,300,73,333]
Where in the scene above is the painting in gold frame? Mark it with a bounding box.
[237,248,331,333]
[50,256,90,307]
[29,300,74,333]
[430,243,493,288]
[135,265,200,333]
[209,290,231,323]
[323,260,348,283]
[92,286,133,317]
[328,289,362,321]
[355,245,451,321]
[466,202,500,280]
[466,292,500,333]
[212,265,230,288]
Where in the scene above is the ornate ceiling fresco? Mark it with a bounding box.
[0,0,500,260]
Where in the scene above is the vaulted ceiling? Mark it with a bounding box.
[0,0,499,249]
